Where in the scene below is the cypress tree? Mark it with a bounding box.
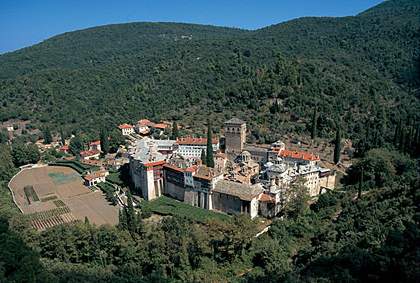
[311,107,317,140]
[126,191,136,234]
[358,166,364,200]
[200,149,207,165]
[171,121,179,140]
[118,209,128,230]
[100,128,110,154]
[399,129,406,152]
[206,120,215,168]
[333,125,341,164]
[43,127,53,144]
[60,128,66,145]
[393,120,401,148]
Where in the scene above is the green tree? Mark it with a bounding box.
[200,149,206,165]
[109,129,125,152]
[0,144,15,182]
[311,107,317,140]
[171,121,179,140]
[0,130,8,144]
[43,127,53,144]
[69,135,84,156]
[11,143,40,167]
[206,120,215,168]
[333,125,341,164]
[283,177,310,218]
[124,191,143,236]
[59,128,66,145]
[100,128,110,154]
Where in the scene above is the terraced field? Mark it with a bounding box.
[8,165,119,230]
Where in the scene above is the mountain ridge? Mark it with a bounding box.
[0,0,419,144]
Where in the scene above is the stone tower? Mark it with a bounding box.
[224,118,246,155]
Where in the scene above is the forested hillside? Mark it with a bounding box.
[0,0,419,144]
[1,144,419,282]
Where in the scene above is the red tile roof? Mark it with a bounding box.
[138,119,155,127]
[153,123,168,129]
[59,145,69,151]
[83,171,107,181]
[144,160,166,167]
[89,140,101,146]
[80,150,100,157]
[176,137,218,145]
[118,123,133,129]
[279,149,320,161]
[163,163,198,173]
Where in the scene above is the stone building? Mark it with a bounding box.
[226,151,260,184]
[186,166,223,209]
[212,180,263,219]
[128,138,166,200]
[224,118,246,155]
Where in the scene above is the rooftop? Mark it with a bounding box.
[259,193,276,203]
[225,117,246,125]
[129,138,166,164]
[279,149,320,161]
[137,119,154,127]
[83,171,108,181]
[194,165,221,181]
[213,180,263,201]
[177,136,218,145]
[80,150,100,157]
[118,123,134,129]
[153,123,168,129]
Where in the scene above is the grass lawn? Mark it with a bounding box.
[140,196,230,223]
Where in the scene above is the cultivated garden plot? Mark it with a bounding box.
[8,165,118,230]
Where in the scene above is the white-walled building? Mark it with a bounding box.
[118,124,135,136]
[128,138,166,200]
[83,170,109,187]
[176,137,219,159]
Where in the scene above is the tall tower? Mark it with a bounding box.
[224,118,246,155]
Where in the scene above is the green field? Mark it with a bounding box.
[140,196,230,223]
[48,172,80,185]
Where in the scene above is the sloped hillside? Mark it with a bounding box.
[0,0,418,145]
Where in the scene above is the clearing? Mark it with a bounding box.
[8,165,118,230]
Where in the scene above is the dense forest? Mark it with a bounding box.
[0,0,420,282]
[0,0,419,144]
[1,142,419,282]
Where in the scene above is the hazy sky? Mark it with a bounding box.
[0,0,384,54]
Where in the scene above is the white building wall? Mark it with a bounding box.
[250,198,260,219]
[177,143,219,159]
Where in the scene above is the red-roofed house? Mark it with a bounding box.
[176,137,219,159]
[89,140,101,152]
[59,145,69,154]
[80,150,100,160]
[136,119,154,135]
[279,149,320,165]
[118,124,134,136]
[153,123,168,130]
[83,170,109,187]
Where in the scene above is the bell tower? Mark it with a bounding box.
[224,118,246,155]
